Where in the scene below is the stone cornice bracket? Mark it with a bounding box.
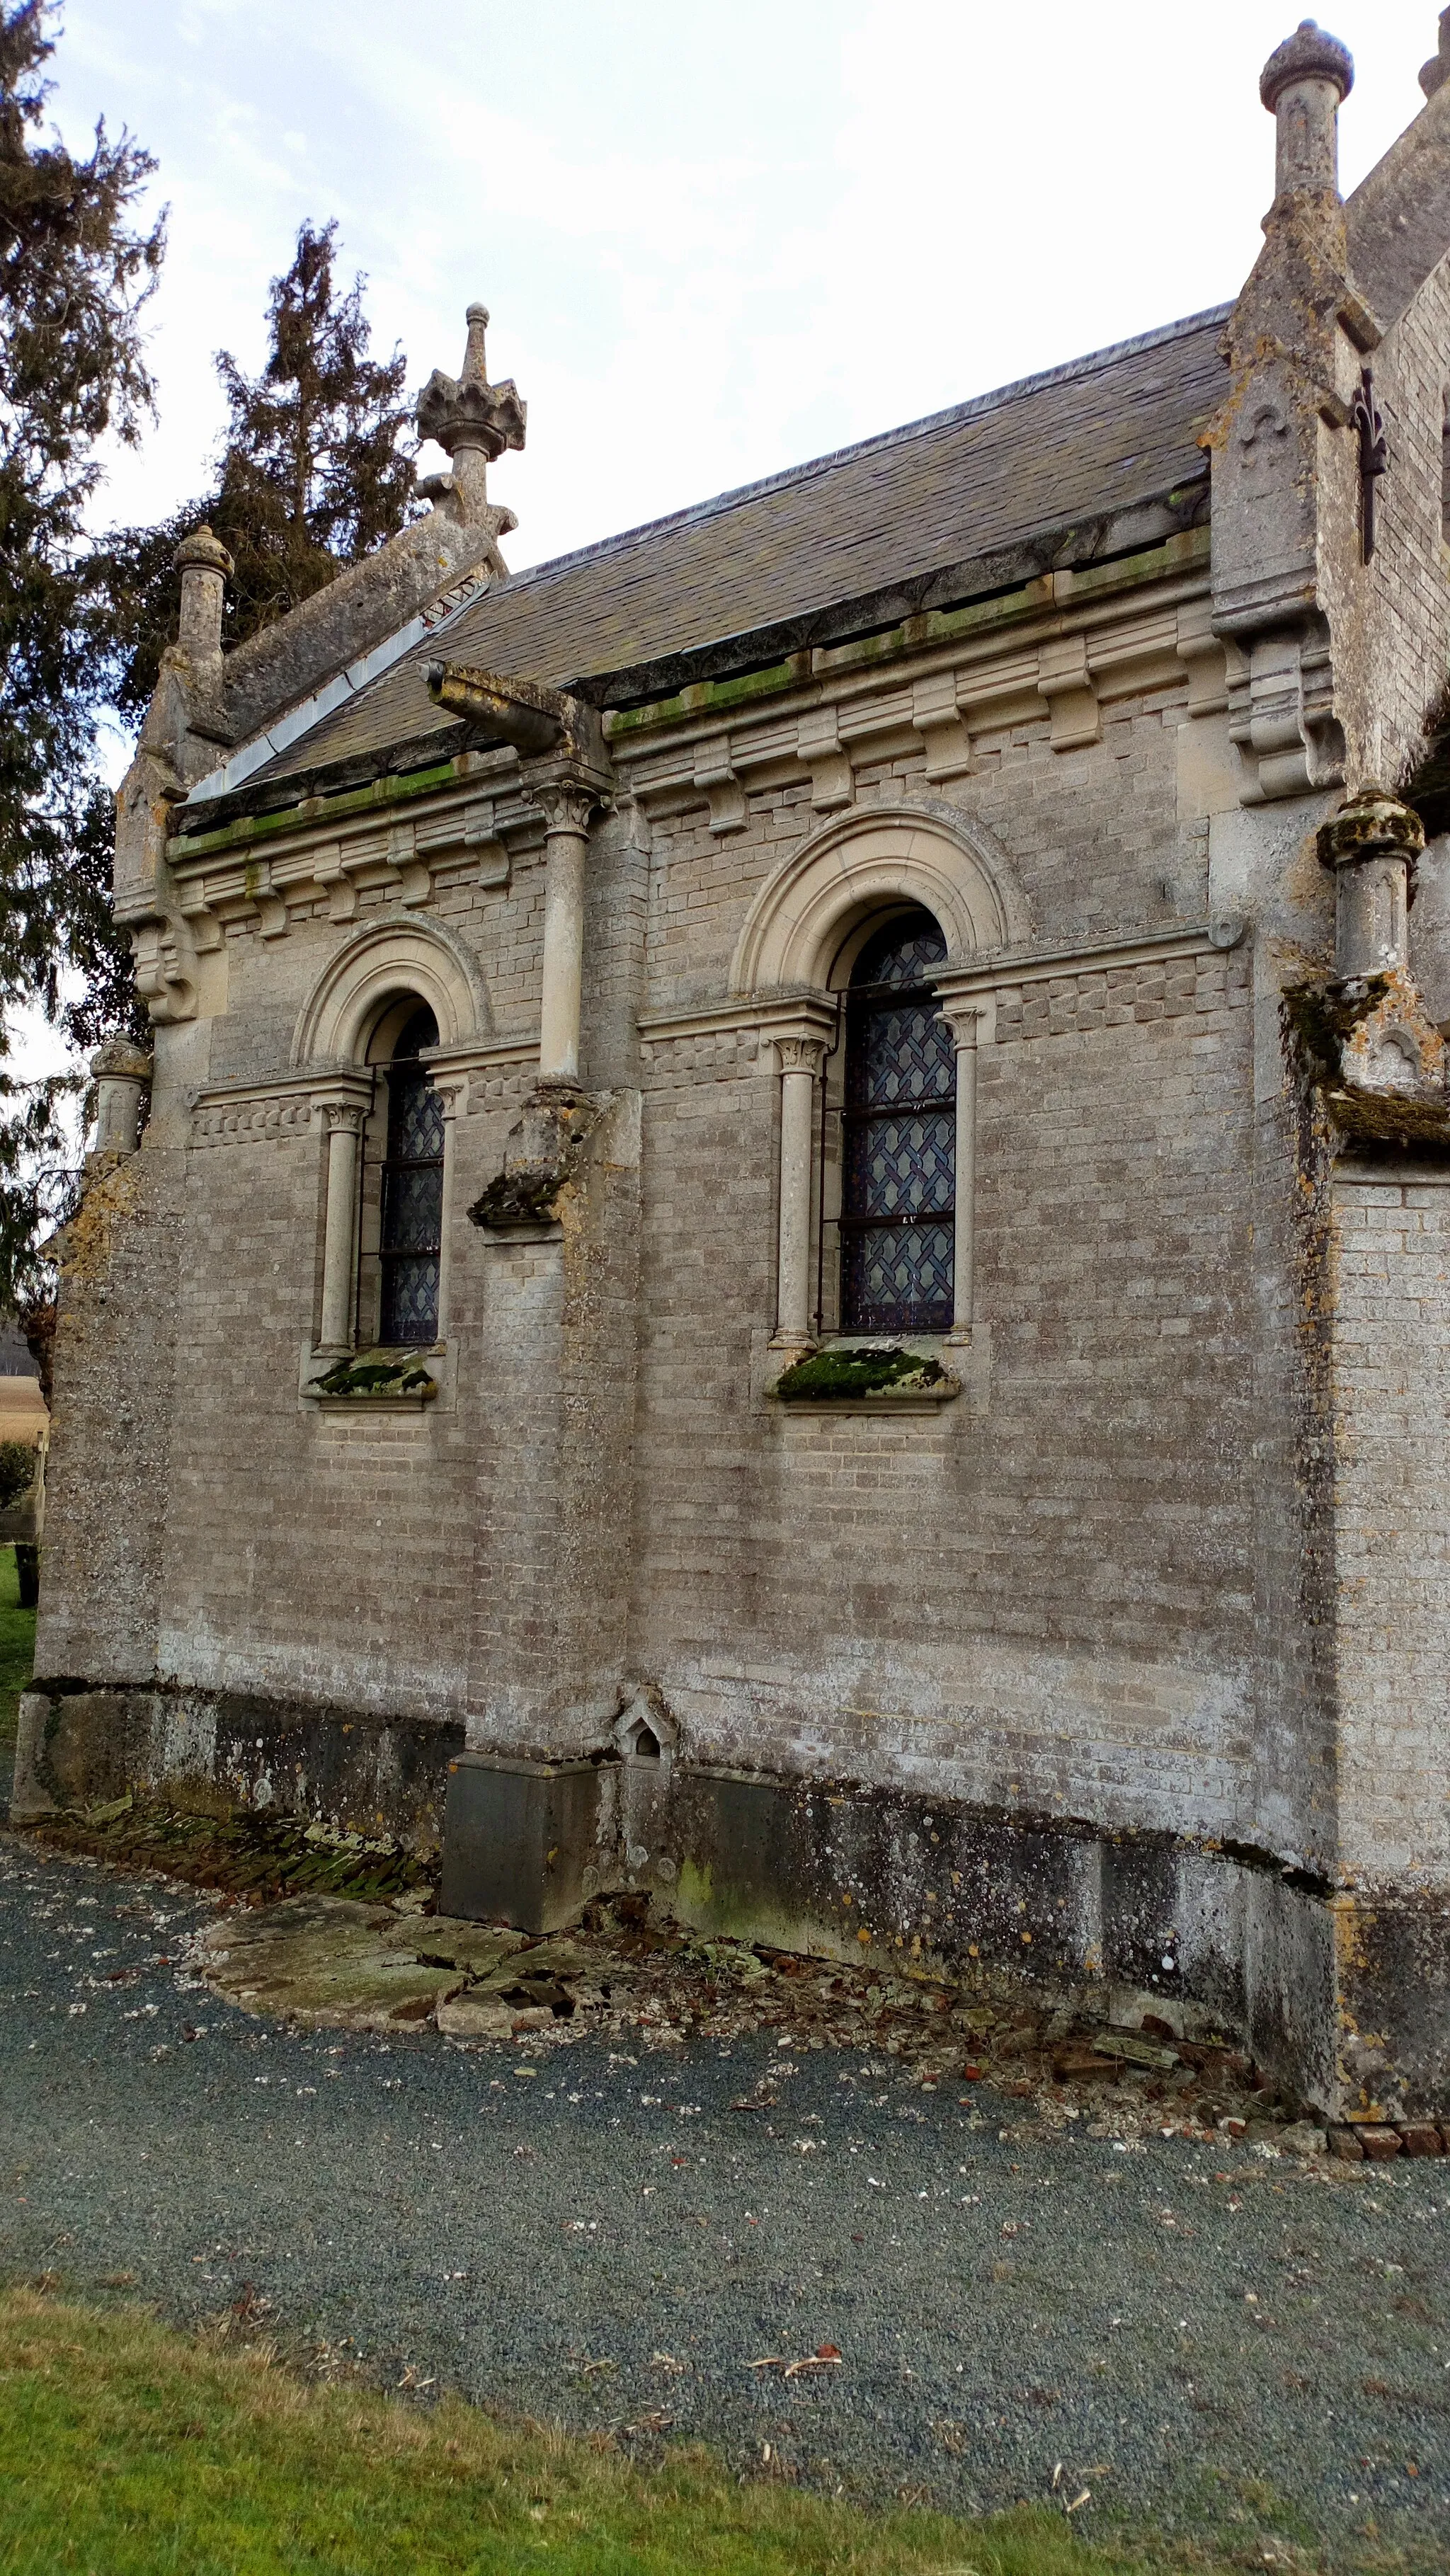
[415,302,525,533]
[796,707,852,811]
[1317,784,1425,976]
[910,673,973,782]
[694,736,746,834]
[427,659,609,785]
[1036,636,1100,750]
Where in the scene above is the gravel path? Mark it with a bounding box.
[3,1831,1449,2563]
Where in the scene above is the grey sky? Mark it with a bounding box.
[8,0,1434,1088]
[57,1,1438,575]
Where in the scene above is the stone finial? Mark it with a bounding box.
[461,300,490,384]
[1260,21,1354,197]
[416,302,527,525]
[173,524,233,663]
[1421,6,1450,97]
[1318,786,1425,977]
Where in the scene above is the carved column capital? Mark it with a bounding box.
[1317,786,1425,874]
[317,1096,368,1138]
[532,774,602,839]
[772,1033,827,1080]
[935,1000,986,1053]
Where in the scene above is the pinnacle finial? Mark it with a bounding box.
[1420,6,1450,96]
[1260,21,1354,113]
[462,302,489,387]
[415,304,527,528]
[1259,21,1353,200]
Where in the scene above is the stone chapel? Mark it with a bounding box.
[21,18,1450,2124]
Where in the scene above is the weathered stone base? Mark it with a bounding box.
[440,1751,604,1935]
[12,1681,462,1856]
[14,1684,1449,2126]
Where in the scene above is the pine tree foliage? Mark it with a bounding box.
[0,0,163,1311]
[105,219,418,723]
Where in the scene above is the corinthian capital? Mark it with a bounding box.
[533,776,600,839]
[318,1097,367,1138]
[772,1034,827,1079]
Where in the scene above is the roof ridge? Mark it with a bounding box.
[496,303,1231,602]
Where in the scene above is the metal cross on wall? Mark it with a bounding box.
[1349,368,1389,562]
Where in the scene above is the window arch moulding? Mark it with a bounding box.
[728,801,1032,1001]
[731,803,1028,1388]
[290,912,492,1071]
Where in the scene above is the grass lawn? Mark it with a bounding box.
[0,1541,35,1749]
[0,2284,1318,2576]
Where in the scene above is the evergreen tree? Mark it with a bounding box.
[105,220,417,724]
[0,0,164,1312]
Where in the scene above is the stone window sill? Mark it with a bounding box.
[770,1381,961,1412]
[766,1332,965,1411]
[311,1391,437,1414]
[301,1344,444,1409]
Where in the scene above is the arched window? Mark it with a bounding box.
[379,1004,444,1344]
[840,910,954,1333]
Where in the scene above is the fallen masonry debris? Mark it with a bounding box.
[21,1799,1446,2153]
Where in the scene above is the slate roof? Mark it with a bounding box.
[188,305,1231,818]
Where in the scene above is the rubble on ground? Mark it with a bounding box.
[190,1887,1337,2156]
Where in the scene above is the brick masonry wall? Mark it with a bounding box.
[629,918,1258,1843]
[1331,1170,1450,1891]
[35,649,1323,1880]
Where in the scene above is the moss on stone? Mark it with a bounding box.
[312,1356,435,1398]
[774,1346,946,1401]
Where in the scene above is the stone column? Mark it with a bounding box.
[1317,786,1425,978]
[534,777,596,1084]
[318,1099,367,1351]
[937,1002,984,1344]
[430,1068,470,1342]
[771,1035,826,1352]
[89,1039,152,1157]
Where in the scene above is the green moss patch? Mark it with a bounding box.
[774,1347,947,1402]
[311,1357,435,1399]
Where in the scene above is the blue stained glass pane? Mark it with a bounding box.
[382,1254,440,1344]
[841,908,954,1333]
[847,1110,956,1216]
[380,1052,443,1344]
[843,1225,954,1334]
[852,916,948,992]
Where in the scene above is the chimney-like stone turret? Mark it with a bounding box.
[173,525,233,668]
[416,302,527,530]
[1318,786,1425,977]
[1422,6,1450,97]
[1260,18,1354,198]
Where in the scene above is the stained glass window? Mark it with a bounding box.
[379,1005,443,1344]
[840,910,955,1333]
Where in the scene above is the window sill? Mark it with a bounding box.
[300,1344,444,1409]
[770,1380,961,1412]
[310,1392,436,1414]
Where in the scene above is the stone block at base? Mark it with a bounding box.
[439,1751,605,1935]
